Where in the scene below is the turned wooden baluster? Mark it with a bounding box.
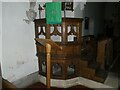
[46,43,51,89]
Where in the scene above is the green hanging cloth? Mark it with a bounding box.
[46,2,62,24]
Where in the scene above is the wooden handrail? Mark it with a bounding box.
[35,38,62,88]
[35,38,62,50]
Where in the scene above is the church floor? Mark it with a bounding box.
[25,82,93,90]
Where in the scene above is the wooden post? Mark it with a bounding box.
[46,43,51,88]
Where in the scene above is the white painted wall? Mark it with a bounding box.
[75,2,105,37]
[0,1,2,90]
[84,2,105,37]
[0,1,2,68]
[2,2,38,82]
[0,5,1,53]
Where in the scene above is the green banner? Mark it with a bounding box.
[46,2,62,24]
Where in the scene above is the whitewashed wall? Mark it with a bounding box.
[0,2,2,67]
[0,1,2,90]
[75,2,105,37]
[84,2,105,37]
[2,2,38,82]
